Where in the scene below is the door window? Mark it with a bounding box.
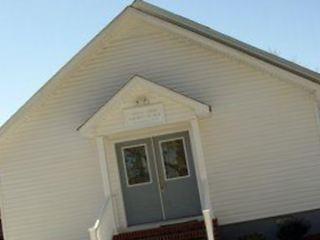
[159,138,190,180]
[122,144,152,186]
[117,132,202,225]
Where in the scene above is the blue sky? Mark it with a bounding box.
[0,0,319,126]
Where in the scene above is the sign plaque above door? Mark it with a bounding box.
[123,103,165,128]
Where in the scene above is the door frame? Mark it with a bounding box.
[98,119,212,231]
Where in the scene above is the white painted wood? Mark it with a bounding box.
[312,92,320,141]
[96,199,115,240]
[190,118,212,212]
[88,197,114,240]
[88,225,98,240]
[123,103,165,128]
[1,10,320,240]
[0,172,8,240]
[96,137,111,198]
[203,209,215,240]
[93,90,202,138]
[105,138,126,230]
[95,137,116,233]
[79,75,211,137]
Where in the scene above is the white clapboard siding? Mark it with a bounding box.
[1,15,320,240]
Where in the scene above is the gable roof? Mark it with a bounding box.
[1,0,319,141]
[132,0,320,85]
[78,75,211,137]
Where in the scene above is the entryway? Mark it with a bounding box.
[115,131,202,226]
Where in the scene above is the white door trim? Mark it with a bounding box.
[189,118,215,240]
[105,137,128,229]
[102,118,212,230]
[189,118,213,213]
[95,137,117,232]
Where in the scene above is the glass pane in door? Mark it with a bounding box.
[122,145,151,186]
[159,138,189,180]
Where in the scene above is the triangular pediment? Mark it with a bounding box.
[1,0,320,143]
[78,75,211,137]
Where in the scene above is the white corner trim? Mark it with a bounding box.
[0,174,8,240]
[203,209,215,240]
[105,137,127,229]
[189,118,213,214]
[312,91,320,143]
[95,137,117,231]
[96,137,111,198]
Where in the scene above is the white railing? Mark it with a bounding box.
[88,197,115,240]
[203,209,215,240]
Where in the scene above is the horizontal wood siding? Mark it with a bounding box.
[1,16,320,240]
[199,65,320,223]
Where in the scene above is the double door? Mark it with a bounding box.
[116,131,201,226]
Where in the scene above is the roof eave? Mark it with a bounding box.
[0,6,132,140]
[131,0,320,85]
